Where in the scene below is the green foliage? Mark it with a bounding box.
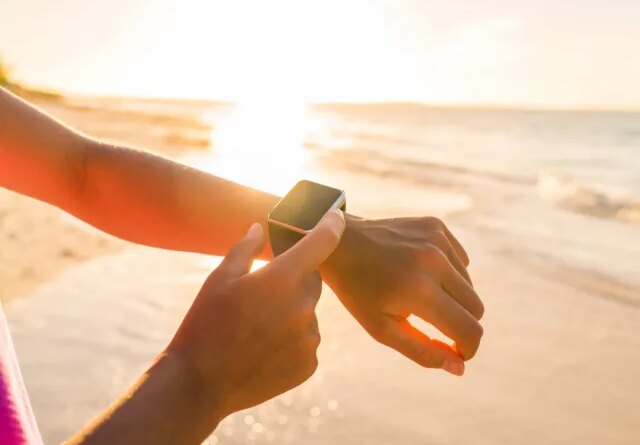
[0,58,61,99]
[0,59,11,85]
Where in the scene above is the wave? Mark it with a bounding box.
[537,174,640,225]
[307,143,533,186]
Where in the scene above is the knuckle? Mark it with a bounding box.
[298,301,316,319]
[304,353,319,376]
[294,341,319,378]
[427,236,450,259]
[289,313,312,334]
[424,216,444,229]
[415,280,438,306]
[473,321,484,341]
[422,245,447,266]
[368,321,394,345]
[304,274,323,300]
[414,345,437,368]
[308,331,321,351]
[293,292,317,315]
[461,322,484,360]
[459,247,471,267]
[474,301,486,320]
[432,229,448,244]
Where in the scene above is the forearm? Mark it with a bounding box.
[64,351,222,445]
[0,87,355,267]
[0,87,85,209]
[0,87,280,258]
[75,138,280,258]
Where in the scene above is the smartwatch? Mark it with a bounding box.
[268,180,346,256]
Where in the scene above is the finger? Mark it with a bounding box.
[374,318,465,376]
[305,313,321,346]
[301,271,323,310]
[217,223,265,278]
[429,232,472,285]
[270,209,345,276]
[442,266,484,319]
[412,285,483,360]
[448,248,472,286]
[442,225,469,266]
[284,271,323,314]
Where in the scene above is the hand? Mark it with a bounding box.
[321,215,483,376]
[167,209,345,421]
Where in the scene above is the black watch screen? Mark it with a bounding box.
[269,180,345,232]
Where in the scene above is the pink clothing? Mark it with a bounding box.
[0,305,42,445]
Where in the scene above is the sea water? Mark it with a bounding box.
[7,99,640,443]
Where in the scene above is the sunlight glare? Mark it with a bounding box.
[195,98,316,195]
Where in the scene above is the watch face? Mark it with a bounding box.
[269,180,344,231]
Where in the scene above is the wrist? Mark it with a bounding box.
[65,351,227,445]
[153,350,226,436]
[319,213,364,285]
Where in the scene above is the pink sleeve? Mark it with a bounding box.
[0,305,43,445]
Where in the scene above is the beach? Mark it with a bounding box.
[2,96,639,444]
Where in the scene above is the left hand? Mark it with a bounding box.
[320,215,484,376]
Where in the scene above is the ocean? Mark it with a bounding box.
[6,97,640,444]
[173,99,640,298]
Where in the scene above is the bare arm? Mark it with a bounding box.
[1,86,483,373]
[0,87,278,258]
[63,352,216,445]
[65,215,344,445]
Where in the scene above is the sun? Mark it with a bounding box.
[193,96,317,195]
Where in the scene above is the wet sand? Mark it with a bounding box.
[7,230,639,444]
[0,96,211,304]
[2,97,639,444]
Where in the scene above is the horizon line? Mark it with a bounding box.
[19,84,640,114]
[68,94,640,114]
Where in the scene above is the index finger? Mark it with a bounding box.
[268,209,346,276]
[373,318,465,375]
[442,225,469,266]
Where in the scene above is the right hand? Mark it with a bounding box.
[167,209,345,420]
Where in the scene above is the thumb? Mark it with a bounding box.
[217,223,265,278]
[270,209,345,276]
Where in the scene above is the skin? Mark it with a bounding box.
[0,86,485,439]
[64,212,345,445]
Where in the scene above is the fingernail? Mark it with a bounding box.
[442,358,465,376]
[324,208,345,229]
[245,222,263,240]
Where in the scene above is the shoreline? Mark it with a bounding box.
[4,95,639,311]
[8,220,640,445]
[0,95,205,305]
[0,189,125,304]
[3,94,640,445]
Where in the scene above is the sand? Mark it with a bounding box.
[2,97,639,444]
[7,226,639,445]
[0,189,122,302]
[0,96,212,303]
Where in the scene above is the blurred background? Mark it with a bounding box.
[1,1,639,444]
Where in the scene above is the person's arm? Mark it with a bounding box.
[63,351,216,445]
[0,88,277,258]
[65,211,345,445]
[0,87,482,373]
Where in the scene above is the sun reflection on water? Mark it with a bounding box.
[194,100,316,196]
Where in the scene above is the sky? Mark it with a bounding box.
[1,0,639,109]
